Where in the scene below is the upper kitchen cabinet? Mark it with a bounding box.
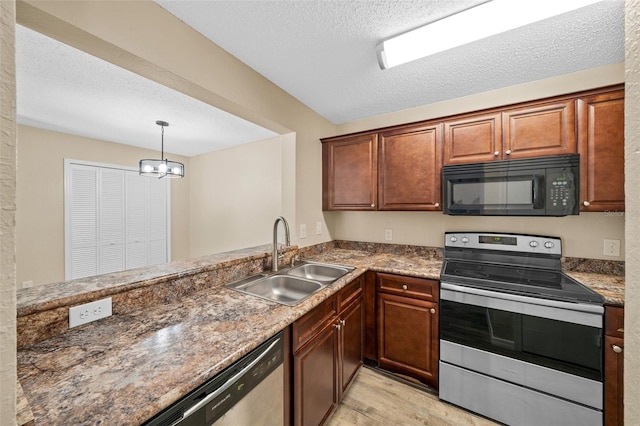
[502,99,576,159]
[443,112,502,164]
[577,88,625,212]
[322,133,378,210]
[444,99,576,165]
[322,123,442,211]
[378,122,443,210]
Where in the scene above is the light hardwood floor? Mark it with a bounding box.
[327,367,499,426]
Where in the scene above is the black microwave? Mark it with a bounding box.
[442,154,580,216]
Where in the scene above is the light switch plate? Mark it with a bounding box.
[300,224,307,239]
[69,297,112,328]
[316,221,322,235]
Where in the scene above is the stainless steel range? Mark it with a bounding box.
[439,232,604,426]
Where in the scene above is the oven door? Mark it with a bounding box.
[440,283,603,382]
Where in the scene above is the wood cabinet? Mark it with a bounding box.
[322,122,442,211]
[578,89,625,212]
[378,123,443,210]
[444,99,576,165]
[376,273,439,388]
[443,112,502,164]
[604,305,624,426]
[322,133,378,210]
[293,277,364,426]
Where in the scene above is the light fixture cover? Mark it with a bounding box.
[377,0,602,69]
[139,120,184,178]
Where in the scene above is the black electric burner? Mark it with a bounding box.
[441,232,604,305]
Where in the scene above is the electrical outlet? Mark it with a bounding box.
[69,297,112,328]
[300,224,307,239]
[316,221,322,235]
[603,239,621,257]
[384,228,393,241]
[21,280,33,289]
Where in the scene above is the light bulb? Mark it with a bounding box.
[172,167,181,175]
[143,164,153,173]
[158,163,167,173]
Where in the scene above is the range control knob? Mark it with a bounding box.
[529,241,539,248]
[461,237,470,244]
[450,236,458,243]
[544,241,555,249]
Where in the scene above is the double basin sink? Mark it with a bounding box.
[226,260,354,306]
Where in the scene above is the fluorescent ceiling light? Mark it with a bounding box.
[376,0,602,69]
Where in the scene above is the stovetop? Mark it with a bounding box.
[441,232,604,305]
[440,260,604,304]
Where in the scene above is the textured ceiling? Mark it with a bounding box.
[16,25,277,157]
[17,1,625,156]
[157,0,624,124]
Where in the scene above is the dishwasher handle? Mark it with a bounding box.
[180,336,282,423]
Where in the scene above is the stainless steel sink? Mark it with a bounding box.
[225,260,354,306]
[286,262,352,283]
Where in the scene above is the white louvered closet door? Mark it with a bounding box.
[69,165,99,279]
[125,171,148,269]
[66,160,171,280]
[99,168,125,274]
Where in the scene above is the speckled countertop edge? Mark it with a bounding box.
[16,246,624,425]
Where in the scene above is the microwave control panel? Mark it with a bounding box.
[546,168,577,215]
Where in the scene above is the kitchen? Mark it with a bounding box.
[1,0,638,425]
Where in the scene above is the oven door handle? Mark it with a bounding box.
[440,282,603,327]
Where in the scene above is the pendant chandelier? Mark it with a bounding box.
[139,120,184,178]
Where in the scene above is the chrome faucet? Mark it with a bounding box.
[272,216,290,272]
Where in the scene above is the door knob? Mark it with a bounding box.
[612,345,623,353]
[430,308,436,314]
[505,150,512,155]
[583,201,590,207]
[402,284,408,290]
[494,151,500,156]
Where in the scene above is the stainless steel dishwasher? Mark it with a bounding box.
[145,331,285,426]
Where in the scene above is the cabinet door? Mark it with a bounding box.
[294,322,339,426]
[502,99,577,159]
[377,293,438,388]
[322,133,378,210]
[605,305,624,426]
[378,123,443,210]
[339,297,364,396]
[578,90,625,212]
[443,112,501,164]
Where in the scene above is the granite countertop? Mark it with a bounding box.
[16,246,623,425]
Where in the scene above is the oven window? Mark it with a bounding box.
[452,178,533,206]
[440,300,602,381]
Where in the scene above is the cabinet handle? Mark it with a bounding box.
[340,319,346,327]
[505,150,511,155]
[334,323,342,331]
[430,308,436,314]
[612,345,623,354]
[402,284,408,290]
[371,203,375,208]
[434,202,440,208]
[494,151,500,156]
[583,201,590,207]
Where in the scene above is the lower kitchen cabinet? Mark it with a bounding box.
[376,273,439,389]
[604,305,625,426]
[293,276,364,426]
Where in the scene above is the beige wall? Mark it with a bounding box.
[624,0,639,420]
[0,1,16,423]
[16,125,190,287]
[188,135,285,257]
[328,64,626,260]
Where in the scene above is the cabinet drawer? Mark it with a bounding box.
[377,273,438,302]
[338,276,364,311]
[293,296,338,353]
[605,306,624,338]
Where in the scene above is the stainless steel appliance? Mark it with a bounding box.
[439,232,604,426]
[145,331,285,426]
[442,154,580,216]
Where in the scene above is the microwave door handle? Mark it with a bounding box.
[532,175,545,209]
